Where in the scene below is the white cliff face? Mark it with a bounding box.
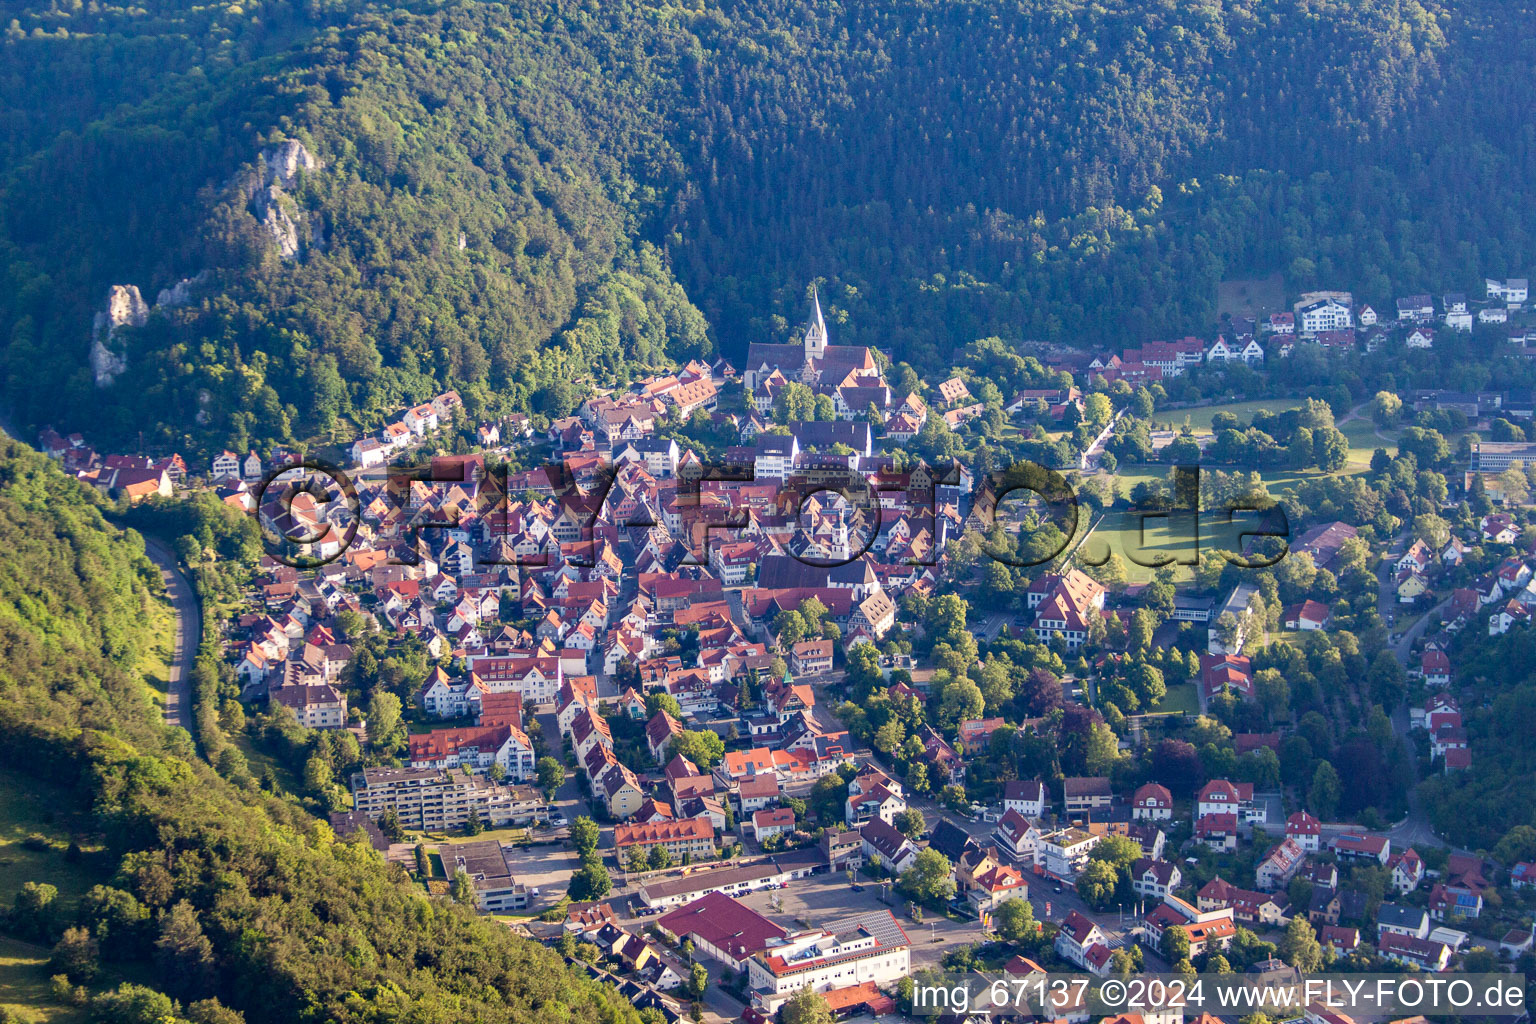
[90,284,149,386]
[253,185,303,261]
[248,140,322,262]
[156,270,211,308]
[260,138,319,191]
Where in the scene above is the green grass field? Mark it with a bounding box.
[1150,681,1202,716]
[1073,504,1263,583]
[1151,399,1300,435]
[131,593,176,711]
[0,935,84,1024]
[427,852,447,879]
[430,827,534,846]
[0,770,115,922]
[1073,506,1200,583]
[1337,411,1409,472]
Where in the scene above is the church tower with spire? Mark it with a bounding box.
[803,285,829,360]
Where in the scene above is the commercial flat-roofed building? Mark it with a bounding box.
[1037,827,1102,877]
[447,840,528,913]
[1471,440,1536,473]
[746,909,911,1012]
[637,860,790,909]
[350,766,544,831]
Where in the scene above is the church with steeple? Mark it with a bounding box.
[742,285,888,419]
[802,284,829,360]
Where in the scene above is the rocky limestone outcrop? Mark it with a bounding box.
[253,185,303,260]
[90,274,211,386]
[156,270,211,308]
[261,138,319,191]
[88,140,323,386]
[90,284,149,386]
[248,139,322,262]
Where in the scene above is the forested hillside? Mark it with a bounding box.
[1,0,1535,455]
[0,440,645,1024]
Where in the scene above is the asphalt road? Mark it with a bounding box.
[142,535,199,733]
[534,707,586,818]
[1371,530,1450,850]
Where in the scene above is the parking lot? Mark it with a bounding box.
[496,840,582,909]
[732,870,990,966]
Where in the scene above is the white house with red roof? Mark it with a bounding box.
[1131,783,1173,820]
[1142,894,1236,957]
[408,723,534,780]
[1285,811,1322,852]
[1131,858,1181,899]
[992,809,1043,863]
[1331,832,1390,865]
[1428,882,1484,920]
[967,861,1029,911]
[1030,569,1107,649]
[751,807,796,843]
[1320,925,1359,957]
[1388,848,1425,893]
[645,710,684,763]
[745,909,911,1012]
[1413,691,1460,732]
[1282,599,1332,631]
[1196,779,1265,823]
[1255,837,1306,891]
[1482,513,1518,543]
[1194,813,1239,851]
[1379,933,1451,972]
[1199,653,1253,700]
[1419,649,1451,687]
[1396,539,1433,574]
[657,891,787,971]
[1197,878,1286,927]
[845,767,906,827]
[1496,555,1533,592]
[1054,911,1113,975]
[859,818,918,873]
[211,450,241,479]
[1489,598,1531,635]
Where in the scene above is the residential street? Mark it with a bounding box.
[864,752,1141,949]
[1371,530,1451,851]
[533,706,585,822]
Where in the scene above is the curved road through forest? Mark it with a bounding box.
[142,536,199,733]
[1,416,199,736]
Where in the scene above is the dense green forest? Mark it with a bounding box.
[0,440,644,1024]
[1421,622,1536,848]
[1,0,1534,457]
